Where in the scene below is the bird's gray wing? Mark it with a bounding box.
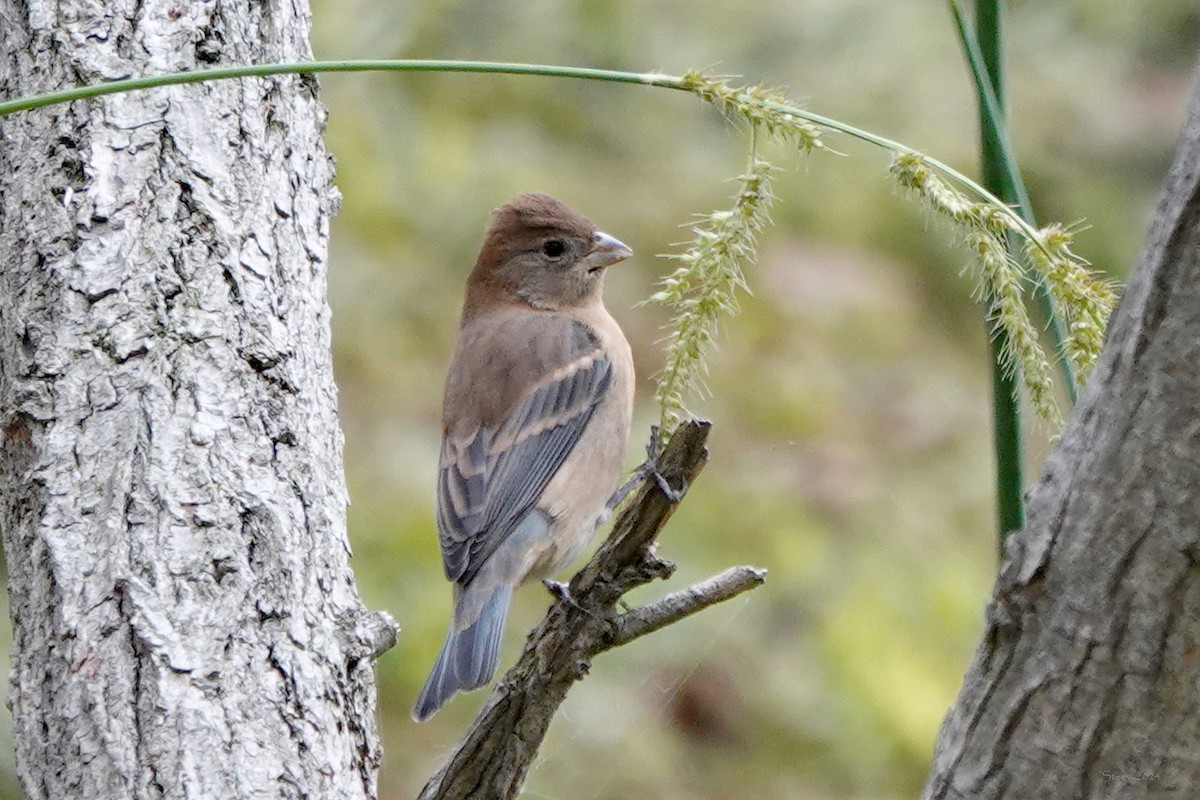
[436,320,611,585]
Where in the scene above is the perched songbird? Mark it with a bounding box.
[413,192,635,721]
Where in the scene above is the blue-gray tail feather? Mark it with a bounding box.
[412,583,513,722]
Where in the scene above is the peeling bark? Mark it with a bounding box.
[923,68,1200,799]
[0,2,392,798]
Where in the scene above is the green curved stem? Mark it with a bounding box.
[0,59,1044,246]
[0,60,680,116]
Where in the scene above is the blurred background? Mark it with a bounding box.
[3,1,1198,798]
[316,1,1193,799]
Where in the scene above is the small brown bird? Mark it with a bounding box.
[413,192,635,721]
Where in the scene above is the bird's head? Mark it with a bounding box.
[467,192,633,311]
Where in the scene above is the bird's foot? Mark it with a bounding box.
[542,579,602,619]
[543,579,573,602]
[607,426,686,509]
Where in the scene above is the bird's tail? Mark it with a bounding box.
[412,582,513,722]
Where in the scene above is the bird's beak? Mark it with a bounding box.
[582,231,633,272]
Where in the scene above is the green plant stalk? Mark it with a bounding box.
[960,0,1025,543]
[950,0,1077,402]
[0,60,677,116]
[0,58,1052,247]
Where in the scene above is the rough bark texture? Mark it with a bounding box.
[923,69,1200,798]
[0,2,392,798]
[419,421,765,800]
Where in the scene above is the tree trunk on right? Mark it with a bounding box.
[923,66,1200,799]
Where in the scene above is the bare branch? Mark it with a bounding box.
[339,609,400,663]
[604,565,767,650]
[418,420,765,800]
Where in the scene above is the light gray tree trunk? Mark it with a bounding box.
[0,2,391,798]
[923,67,1200,799]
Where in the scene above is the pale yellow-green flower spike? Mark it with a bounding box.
[969,232,1062,426]
[669,73,1115,429]
[648,72,825,437]
[680,71,826,155]
[1023,224,1117,379]
[650,159,776,435]
[889,151,1112,424]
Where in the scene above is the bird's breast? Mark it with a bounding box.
[524,308,634,581]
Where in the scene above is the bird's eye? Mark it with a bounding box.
[542,239,566,258]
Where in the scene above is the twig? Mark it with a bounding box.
[604,566,766,650]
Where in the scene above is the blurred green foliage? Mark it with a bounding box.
[0,2,1196,799]
[310,1,1196,799]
